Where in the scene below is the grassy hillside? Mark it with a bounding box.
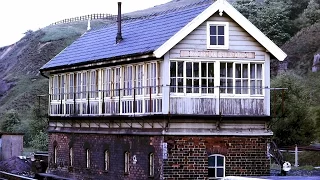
[281,22,320,75]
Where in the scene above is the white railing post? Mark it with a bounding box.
[295,144,299,167]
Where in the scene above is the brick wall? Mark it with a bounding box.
[163,136,270,179]
[48,133,164,180]
[47,133,270,179]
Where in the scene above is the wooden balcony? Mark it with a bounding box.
[49,86,269,117]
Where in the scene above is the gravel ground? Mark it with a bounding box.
[256,169,320,179]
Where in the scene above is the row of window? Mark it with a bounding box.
[50,61,160,101]
[170,61,263,95]
[50,60,264,102]
[53,146,155,177]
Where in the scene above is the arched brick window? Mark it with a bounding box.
[208,154,225,179]
[69,147,73,167]
[104,150,110,171]
[86,149,91,168]
[124,151,130,174]
[149,153,154,177]
[53,141,57,164]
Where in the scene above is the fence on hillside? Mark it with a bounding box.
[50,13,118,26]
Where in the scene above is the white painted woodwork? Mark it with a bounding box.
[169,14,266,58]
[154,0,287,60]
[162,53,170,114]
[264,53,271,115]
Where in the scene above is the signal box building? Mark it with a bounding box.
[40,0,287,179]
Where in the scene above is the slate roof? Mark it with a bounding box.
[41,1,212,71]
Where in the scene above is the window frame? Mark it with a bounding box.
[170,60,217,96]
[124,151,130,174]
[207,22,229,49]
[53,145,57,164]
[69,147,73,167]
[104,150,110,171]
[170,59,264,97]
[208,154,225,179]
[86,148,91,169]
[149,153,155,177]
[219,61,264,96]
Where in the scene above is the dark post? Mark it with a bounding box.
[73,91,76,115]
[102,91,105,114]
[87,91,90,114]
[118,88,121,114]
[133,88,136,113]
[116,2,123,43]
[149,87,152,113]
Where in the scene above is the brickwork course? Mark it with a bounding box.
[48,133,270,179]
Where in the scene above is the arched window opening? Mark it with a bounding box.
[86,149,91,168]
[208,154,225,179]
[104,150,110,171]
[124,151,130,174]
[149,153,154,177]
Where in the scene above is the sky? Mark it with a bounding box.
[0,0,171,47]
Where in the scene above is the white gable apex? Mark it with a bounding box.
[154,0,287,61]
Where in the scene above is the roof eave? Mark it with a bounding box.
[40,51,156,74]
[154,0,287,61]
[154,0,221,58]
[223,2,287,61]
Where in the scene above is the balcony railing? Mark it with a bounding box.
[49,86,269,116]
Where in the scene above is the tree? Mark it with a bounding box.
[29,106,48,150]
[233,0,292,46]
[232,0,260,20]
[1,109,21,132]
[294,0,320,29]
[271,72,316,146]
[252,0,292,46]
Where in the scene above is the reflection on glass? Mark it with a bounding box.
[227,63,233,78]
[217,156,224,166]
[227,79,233,94]
[208,63,214,77]
[178,62,183,77]
[194,79,199,93]
[186,79,192,93]
[178,78,183,93]
[202,79,207,93]
[210,26,216,35]
[250,64,255,78]
[170,62,176,77]
[210,36,217,45]
[217,168,224,177]
[257,64,262,79]
[218,26,224,35]
[221,63,226,77]
[236,64,241,78]
[208,156,215,166]
[186,62,192,77]
[243,64,248,78]
[218,36,224,45]
[202,63,207,77]
[194,63,199,77]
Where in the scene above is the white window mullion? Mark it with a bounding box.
[183,61,186,95]
[214,61,220,95]
[232,63,235,95]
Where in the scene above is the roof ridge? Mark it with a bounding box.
[91,0,212,31]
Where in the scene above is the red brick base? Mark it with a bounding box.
[48,133,270,179]
[164,136,270,179]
